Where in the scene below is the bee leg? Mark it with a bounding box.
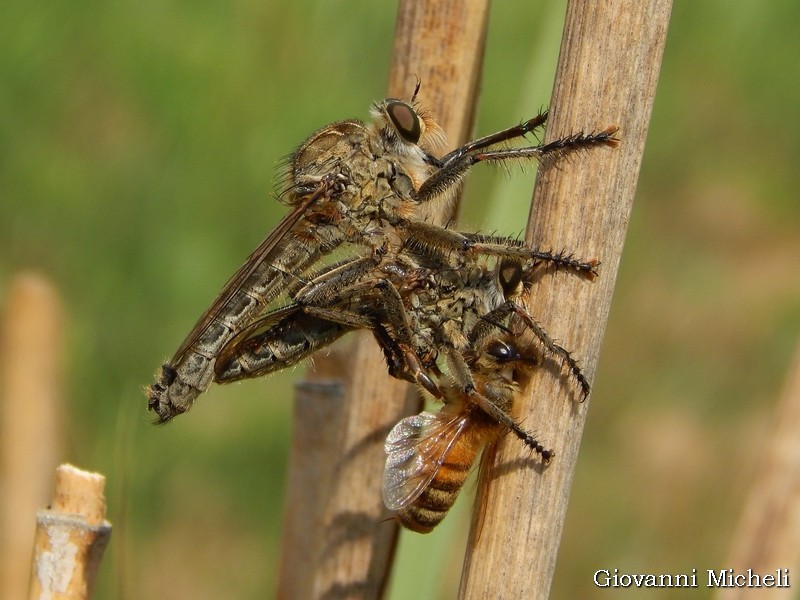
[466,382,554,461]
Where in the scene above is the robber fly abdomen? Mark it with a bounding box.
[216,307,350,382]
[148,213,346,420]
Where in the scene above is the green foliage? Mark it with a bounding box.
[2,1,798,598]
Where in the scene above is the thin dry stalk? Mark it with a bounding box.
[28,464,112,599]
[460,1,672,598]
[276,1,490,598]
[714,339,800,600]
[1,273,64,599]
[277,380,347,600]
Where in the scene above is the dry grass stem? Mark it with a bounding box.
[27,464,111,599]
[460,1,673,597]
[1,273,64,599]
[277,1,490,598]
[715,339,800,600]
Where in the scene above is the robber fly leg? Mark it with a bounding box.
[397,221,599,279]
[301,274,443,397]
[508,302,591,400]
[462,234,600,279]
[415,125,618,205]
[434,111,548,170]
[351,278,442,397]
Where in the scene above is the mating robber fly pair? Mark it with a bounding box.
[147,85,617,532]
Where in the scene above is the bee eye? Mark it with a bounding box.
[386,100,421,144]
[486,340,519,363]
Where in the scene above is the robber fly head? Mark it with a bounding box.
[370,97,446,158]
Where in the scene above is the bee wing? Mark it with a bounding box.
[382,410,470,511]
[170,186,326,365]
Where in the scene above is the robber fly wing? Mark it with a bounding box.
[382,409,470,511]
[170,187,325,365]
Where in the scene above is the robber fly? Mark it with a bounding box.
[213,243,595,400]
[383,320,546,533]
[148,84,617,422]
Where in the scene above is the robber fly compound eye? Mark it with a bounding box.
[385,100,422,144]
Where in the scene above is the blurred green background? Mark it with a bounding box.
[2,1,799,598]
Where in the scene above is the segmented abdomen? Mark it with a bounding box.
[397,449,476,534]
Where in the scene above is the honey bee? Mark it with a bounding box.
[212,269,564,535]
[383,322,546,533]
[147,84,617,422]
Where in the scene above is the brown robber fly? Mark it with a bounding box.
[147,84,617,422]
[213,247,595,403]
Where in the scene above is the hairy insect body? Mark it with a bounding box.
[149,240,336,416]
[214,307,351,382]
[388,404,504,534]
[213,250,511,386]
[146,91,620,536]
[149,100,447,421]
[406,258,506,358]
[148,93,616,423]
[213,241,592,406]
